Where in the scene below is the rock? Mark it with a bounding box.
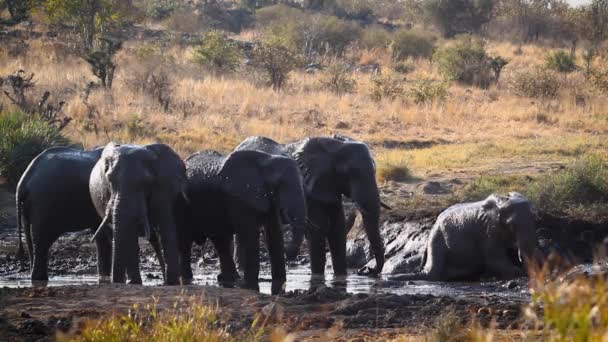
[415,181,452,195]
[334,121,350,129]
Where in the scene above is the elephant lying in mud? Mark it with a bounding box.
[390,192,540,281]
[235,136,386,279]
[176,150,308,295]
[89,143,186,285]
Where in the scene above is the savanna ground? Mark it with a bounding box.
[1,0,608,340]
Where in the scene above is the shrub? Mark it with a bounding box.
[408,78,448,104]
[369,72,405,101]
[433,35,492,87]
[391,30,435,60]
[140,0,177,20]
[332,0,374,21]
[319,63,357,95]
[527,154,608,219]
[393,60,415,74]
[315,15,361,56]
[545,50,577,77]
[193,30,242,72]
[376,151,413,183]
[511,67,560,99]
[424,0,494,38]
[0,112,72,189]
[589,63,608,93]
[253,35,300,90]
[360,25,392,50]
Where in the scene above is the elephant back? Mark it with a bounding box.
[235,136,285,156]
[184,150,225,182]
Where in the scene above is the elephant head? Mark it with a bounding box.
[219,150,308,255]
[486,192,540,270]
[294,138,385,275]
[90,143,186,285]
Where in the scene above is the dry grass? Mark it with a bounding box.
[1,38,607,177]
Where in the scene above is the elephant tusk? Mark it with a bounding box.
[380,201,392,210]
[90,212,110,243]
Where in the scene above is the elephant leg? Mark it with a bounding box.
[265,217,286,295]
[95,228,112,281]
[327,204,347,277]
[307,200,329,281]
[389,230,446,281]
[30,224,58,282]
[485,251,526,279]
[237,228,260,292]
[211,235,239,288]
[179,238,196,285]
[149,231,166,280]
[126,240,142,285]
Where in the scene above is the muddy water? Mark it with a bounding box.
[0,265,531,302]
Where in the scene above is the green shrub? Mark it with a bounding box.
[316,15,361,56]
[391,30,435,60]
[193,30,242,72]
[393,60,415,74]
[140,0,177,20]
[511,67,560,99]
[319,62,357,95]
[545,50,577,76]
[253,35,301,90]
[369,72,405,101]
[433,35,492,87]
[360,25,392,50]
[424,0,494,38]
[0,112,72,189]
[589,63,608,93]
[527,154,608,219]
[408,78,448,104]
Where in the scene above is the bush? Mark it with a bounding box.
[433,35,492,87]
[319,63,357,95]
[332,0,374,21]
[391,30,435,60]
[369,72,405,101]
[193,30,242,72]
[316,15,361,56]
[511,67,560,99]
[527,154,608,219]
[253,35,301,90]
[589,63,608,93]
[408,78,448,104]
[361,25,392,50]
[0,112,72,189]
[376,151,413,183]
[545,50,577,76]
[424,0,494,38]
[393,60,415,74]
[140,0,177,20]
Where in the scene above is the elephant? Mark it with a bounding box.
[389,192,540,281]
[235,136,386,279]
[15,147,106,281]
[176,149,307,295]
[89,143,186,285]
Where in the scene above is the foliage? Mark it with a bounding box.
[433,35,492,88]
[511,67,560,99]
[138,0,176,21]
[589,62,608,93]
[424,0,494,38]
[193,30,242,72]
[376,151,412,183]
[332,0,374,21]
[319,62,356,95]
[360,25,392,50]
[408,78,448,104]
[43,0,134,49]
[369,72,404,101]
[0,112,72,189]
[392,60,414,74]
[391,29,435,61]
[4,0,29,22]
[84,37,122,88]
[545,50,577,76]
[489,56,508,83]
[253,35,300,91]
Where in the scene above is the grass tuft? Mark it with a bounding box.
[376,151,414,183]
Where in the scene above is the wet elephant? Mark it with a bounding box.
[235,136,385,279]
[176,150,307,295]
[390,192,540,281]
[89,143,185,285]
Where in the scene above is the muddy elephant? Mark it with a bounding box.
[176,150,307,295]
[235,136,385,279]
[15,147,107,281]
[389,192,540,281]
[89,143,186,285]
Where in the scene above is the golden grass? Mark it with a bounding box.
[1,38,607,177]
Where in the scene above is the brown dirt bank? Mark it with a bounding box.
[0,283,529,341]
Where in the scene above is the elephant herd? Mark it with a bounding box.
[15,135,542,295]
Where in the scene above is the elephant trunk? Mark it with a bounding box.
[111,193,137,283]
[517,234,541,272]
[360,206,384,275]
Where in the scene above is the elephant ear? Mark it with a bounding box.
[144,144,186,191]
[218,150,272,212]
[292,138,342,203]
